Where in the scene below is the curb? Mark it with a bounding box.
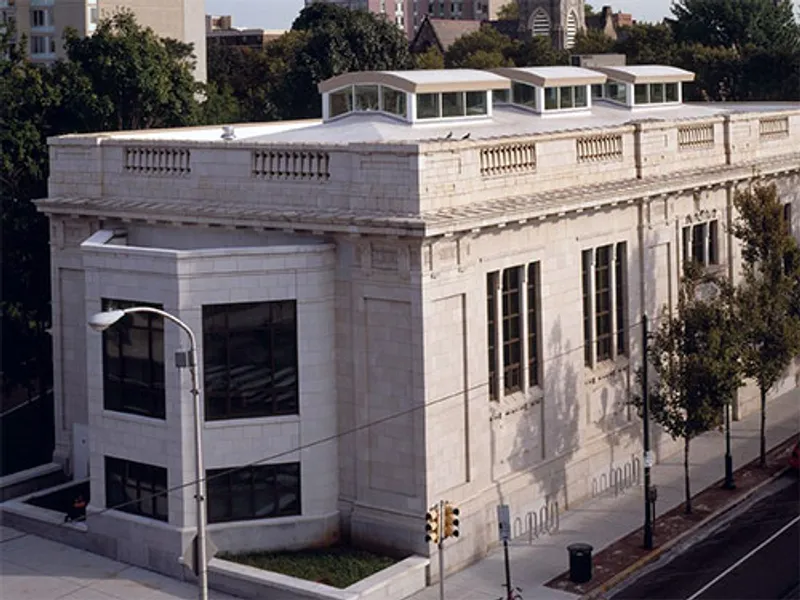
[579,462,793,600]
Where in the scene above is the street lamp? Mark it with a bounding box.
[88,307,209,600]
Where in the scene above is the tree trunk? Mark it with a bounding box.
[684,437,692,514]
[760,386,767,468]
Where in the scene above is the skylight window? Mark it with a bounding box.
[416,90,489,119]
[327,83,408,120]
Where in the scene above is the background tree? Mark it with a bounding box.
[614,23,678,65]
[670,0,800,53]
[732,183,800,467]
[445,25,519,68]
[631,264,730,514]
[2,12,215,401]
[62,11,200,130]
[414,45,445,69]
[496,1,520,21]
[571,29,616,55]
[0,28,59,399]
[282,3,411,118]
[513,35,570,66]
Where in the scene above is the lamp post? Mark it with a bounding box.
[642,314,654,550]
[88,307,208,600]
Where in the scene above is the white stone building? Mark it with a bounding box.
[38,66,800,580]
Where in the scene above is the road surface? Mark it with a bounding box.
[611,473,800,600]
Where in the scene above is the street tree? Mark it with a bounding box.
[732,183,800,467]
[632,263,732,514]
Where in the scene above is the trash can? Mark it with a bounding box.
[567,542,593,583]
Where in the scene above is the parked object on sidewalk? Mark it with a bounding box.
[789,441,799,471]
[567,543,593,583]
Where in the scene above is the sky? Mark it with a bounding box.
[204,0,800,31]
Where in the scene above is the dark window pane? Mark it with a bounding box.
[502,267,521,394]
[203,301,299,420]
[487,272,498,400]
[582,250,593,367]
[104,456,167,522]
[692,223,707,265]
[207,463,301,523]
[595,246,612,362]
[101,299,165,419]
[527,263,539,386]
[615,243,627,356]
[709,220,719,265]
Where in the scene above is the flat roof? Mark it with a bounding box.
[593,65,696,84]
[492,66,607,87]
[317,69,511,95]
[64,103,800,145]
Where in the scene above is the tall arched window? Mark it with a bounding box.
[530,8,550,37]
[565,11,579,48]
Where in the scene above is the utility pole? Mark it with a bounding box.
[642,314,654,550]
[497,504,513,599]
[438,499,445,600]
[724,400,735,489]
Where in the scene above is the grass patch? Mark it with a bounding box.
[222,544,398,589]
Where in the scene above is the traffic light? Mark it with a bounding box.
[443,502,460,539]
[425,506,440,544]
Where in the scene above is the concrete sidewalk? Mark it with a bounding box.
[407,388,800,600]
[0,525,239,600]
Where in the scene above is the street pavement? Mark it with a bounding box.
[0,525,239,600]
[610,473,800,600]
[407,387,800,600]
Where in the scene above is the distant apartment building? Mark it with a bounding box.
[305,0,503,39]
[206,14,286,50]
[1,0,206,81]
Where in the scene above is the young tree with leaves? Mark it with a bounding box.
[732,183,800,467]
[632,264,733,514]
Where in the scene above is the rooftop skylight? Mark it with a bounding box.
[491,66,607,115]
[318,70,510,124]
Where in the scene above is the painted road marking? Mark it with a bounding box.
[686,514,800,600]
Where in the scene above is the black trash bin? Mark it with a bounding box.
[567,542,593,583]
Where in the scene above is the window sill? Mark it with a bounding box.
[101,409,167,426]
[204,414,301,429]
[584,356,630,384]
[207,513,306,529]
[490,386,544,422]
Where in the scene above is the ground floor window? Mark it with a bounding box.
[105,456,168,522]
[207,463,301,523]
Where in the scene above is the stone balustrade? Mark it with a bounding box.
[47,109,800,220]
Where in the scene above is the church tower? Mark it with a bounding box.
[518,0,586,50]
